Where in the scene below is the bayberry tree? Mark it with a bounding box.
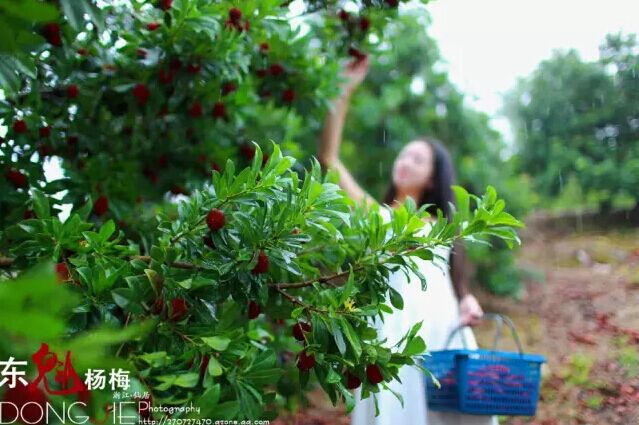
[0,0,524,421]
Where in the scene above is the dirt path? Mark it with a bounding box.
[273,224,639,424]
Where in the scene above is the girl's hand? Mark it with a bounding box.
[342,55,369,95]
[459,294,484,327]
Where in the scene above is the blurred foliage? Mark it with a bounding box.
[505,33,639,213]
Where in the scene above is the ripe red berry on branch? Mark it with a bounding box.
[239,143,256,160]
[296,349,316,371]
[158,0,172,11]
[187,63,201,74]
[93,195,109,216]
[211,102,226,119]
[222,82,237,96]
[247,300,261,319]
[39,126,51,138]
[147,22,161,31]
[67,84,79,99]
[366,364,384,384]
[251,250,269,274]
[56,262,70,282]
[13,119,28,134]
[189,101,203,118]
[345,370,362,389]
[269,63,285,77]
[259,42,269,53]
[42,22,62,46]
[158,68,174,84]
[137,48,147,59]
[206,208,225,231]
[359,17,371,32]
[282,89,295,103]
[5,169,28,189]
[132,83,150,105]
[170,298,188,321]
[292,321,312,341]
[229,8,242,22]
[338,10,350,21]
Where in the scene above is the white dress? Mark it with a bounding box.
[350,205,498,425]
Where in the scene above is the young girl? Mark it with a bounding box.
[318,56,498,425]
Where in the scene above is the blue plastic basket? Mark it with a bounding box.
[423,314,546,416]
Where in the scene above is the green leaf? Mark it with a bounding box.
[389,287,404,310]
[339,317,362,359]
[202,336,231,351]
[207,356,223,377]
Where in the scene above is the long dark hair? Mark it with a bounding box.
[382,137,470,299]
[382,137,457,221]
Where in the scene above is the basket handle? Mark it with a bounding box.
[443,313,524,354]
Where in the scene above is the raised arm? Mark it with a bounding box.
[318,57,376,209]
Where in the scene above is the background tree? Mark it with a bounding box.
[505,33,639,212]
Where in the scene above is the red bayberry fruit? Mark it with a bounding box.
[247,300,261,319]
[55,262,70,282]
[222,82,237,96]
[170,185,188,195]
[211,161,221,172]
[77,48,88,56]
[13,120,28,134]
[137,48,147,59]
[239,143,256,160]
[199,355,210,378]
[2,384,48,424]
[255,69,267,78]
[359,17,371,32]
[211,102,226,119]
[259,42,269,52]
[366,364,384,384]
[132,83,150,105]
[42,22,62,46]
[206,208,225,231]
[158,0,172,11]
[338,10,350,21]
[5,169,28,189]
[229,8,242,22]
[345,370,362,389]
[189,101,203,118]
[67,84,79,99]
[93,195,109,216]
[158,68,174,84]
[282,89,295,103]
[170,298,188,321]
[23,209,35,219]
[348,47,366,61]
[151,298,164,314]
[157,154,168,168]
[143,167,158,184]
[39,126,51,138]
[147,22,161,31]
[296,350,316,372]
[251,250,269,274]
[187,63,201,74]
[169,58,182,71]
[203,234,215,249]
[292,322,312,341]
[262,153,269,166]
[269,63,284,77]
